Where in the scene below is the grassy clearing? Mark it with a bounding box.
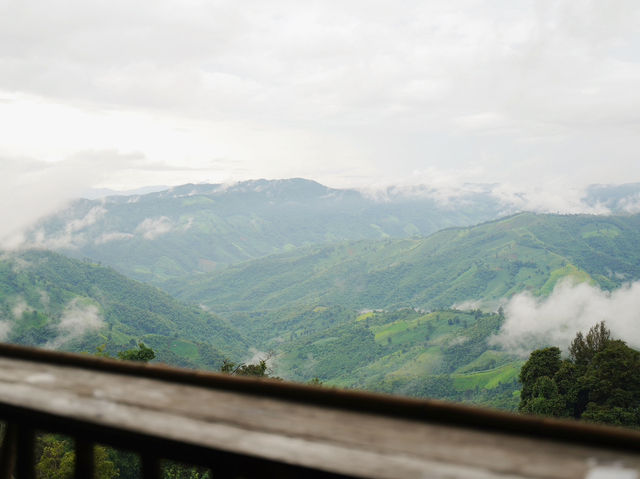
[451,362,521,391]
[356,311,375,321]
[540,264,592,295]
[169,339,199,360]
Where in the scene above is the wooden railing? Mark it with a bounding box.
[0,342,639,478]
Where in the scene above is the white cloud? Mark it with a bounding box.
[11,298,31,319]
[66,206,107,233]
[183,217,195,231]
[95,231,135,244]
[491,279,640,356]
[453,112,510,133]
[0,153,138,249]
[355,170,623,214]
[46,299,105,349]
[489,183,613,215]
[619,193,640,214]
[0,321,11,341]
[452,299,484,311]
[39,290,50,310]
[135,216,174,240]
[0,1,639,192]
[24,205,107,250]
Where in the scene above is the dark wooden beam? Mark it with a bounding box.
[0,344,638,478]
[15,426,34,479]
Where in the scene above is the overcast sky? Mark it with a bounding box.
[2,0,640,196]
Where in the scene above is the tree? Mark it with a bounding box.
[308,377,323,386]
[35,436,74,479]
[579,340,640,427]
[219,351,281,379]
[518,347,562,411]
[117,342,155,362]
[162,462,210,479]
[522,376,565,416]
[94,447,120,479]
[220,359,268,377]
[35,436,118,479]
[519,322,640,428]
[569,321,611,369]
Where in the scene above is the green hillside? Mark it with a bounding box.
[275,308,521,410]
[169,213,640,313]
[0,250,248,368]
[154,212,640,409]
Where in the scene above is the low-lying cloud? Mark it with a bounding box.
[11,298,31,319]
[0,321,11,342]
[46,298,105,349]
[0,294,104,347]
[358,175,619,215]
[28,205,107,250]
[0,157,94,249]
[95,231,134,244]
[135,216,174,240]
[0,296,32,341]
[491,279,640,356]
[0,152,143,250]
[452,299,484,311]
[619,193,640,214]
[489,183,612,215]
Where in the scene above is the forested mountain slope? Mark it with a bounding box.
[168,213,640,313]
[27,179,505,283]
[0,250,247,368]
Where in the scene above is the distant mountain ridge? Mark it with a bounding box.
[80,185,170,200]
[27,178,507,284]
[26,179,640,287]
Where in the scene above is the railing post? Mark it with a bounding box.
[0,423,16,479]
[74,440,93,479]
[141,454,160,479]
[15,426,35,479]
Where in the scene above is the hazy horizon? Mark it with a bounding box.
[3,1,640,242]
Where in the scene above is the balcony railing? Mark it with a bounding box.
[0,342,639,478]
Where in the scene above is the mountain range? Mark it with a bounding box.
[26,179,640,286]
[6,178,640,409]
[27,179,507,284]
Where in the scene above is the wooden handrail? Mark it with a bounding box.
[0,343,638,478]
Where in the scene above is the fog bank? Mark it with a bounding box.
[491,279,640,356]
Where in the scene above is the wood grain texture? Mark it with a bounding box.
[0,357,638,479]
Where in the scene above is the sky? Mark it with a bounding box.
[2,0,640,198]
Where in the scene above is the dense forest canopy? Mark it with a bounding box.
[520,322,640,428]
